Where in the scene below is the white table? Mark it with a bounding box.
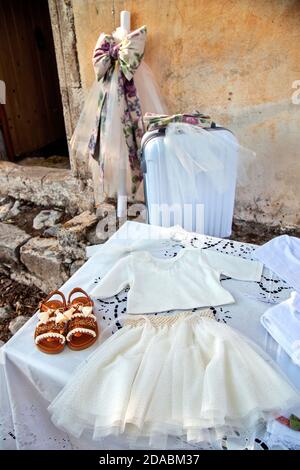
[1,221,299,450]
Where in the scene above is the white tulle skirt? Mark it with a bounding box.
[48,310,300,449]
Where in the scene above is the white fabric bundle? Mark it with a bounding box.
[261,292,300,366]
[255,235,300,292]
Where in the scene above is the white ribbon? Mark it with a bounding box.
[55,307,75,324]
[38,308,57,324]
[38,305,93,325]
[74,305,94,317]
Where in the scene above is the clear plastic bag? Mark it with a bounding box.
[134,62,167,117]
[101,64,128,203]
[70,56,167,212]
[164,123,255,194]
[70,79,103,175]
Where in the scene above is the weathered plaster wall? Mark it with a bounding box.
[61,0,300,227]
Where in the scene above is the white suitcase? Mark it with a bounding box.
[141,124,238,237]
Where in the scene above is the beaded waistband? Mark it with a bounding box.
[124,309,215,328]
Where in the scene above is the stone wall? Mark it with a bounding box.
[49,0,300,228]
[0,163,143,293]
[0,162,103,293]
[0,196,115,294]
[0,194,98,293]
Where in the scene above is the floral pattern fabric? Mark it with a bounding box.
[144,112,212,132]
[88,26,147,198]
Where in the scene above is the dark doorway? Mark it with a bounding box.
[0,0,68,166]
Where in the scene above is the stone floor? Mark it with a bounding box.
[18,155,70,169]
[16,138,70,169]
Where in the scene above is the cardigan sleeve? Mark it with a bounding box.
[91,255,131,298]
[203,250,263,282]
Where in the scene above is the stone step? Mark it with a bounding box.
[0,162,94,215]
[20,237,69,293]
[0,222,31,267]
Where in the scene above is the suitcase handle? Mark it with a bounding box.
[140,121,231,173]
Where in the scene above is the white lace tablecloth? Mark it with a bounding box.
[1,221,299,450]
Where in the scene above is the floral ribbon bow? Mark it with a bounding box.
[93,25,147,82]
[88,26,147,197]
[38,305,93,325]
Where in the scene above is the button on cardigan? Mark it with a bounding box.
[91,248,263,314]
